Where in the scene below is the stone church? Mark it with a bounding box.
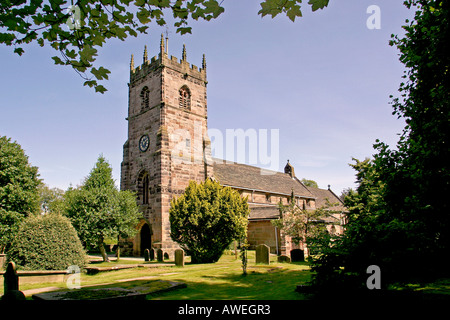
[120,36,346,258]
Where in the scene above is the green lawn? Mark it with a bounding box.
[1,251,312,300]
[86,252,312,300]
[3,251,448,300]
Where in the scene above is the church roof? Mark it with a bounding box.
[212,159,314,199]
[212,159,347,220]
[307,186,346,212]
[248,205,281,220]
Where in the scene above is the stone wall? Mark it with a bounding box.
[247,220,280,254]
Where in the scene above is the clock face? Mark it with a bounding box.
[139,135,149,152]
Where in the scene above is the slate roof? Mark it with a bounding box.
[212,159,314,199]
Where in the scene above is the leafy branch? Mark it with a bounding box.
[0,0,330,94]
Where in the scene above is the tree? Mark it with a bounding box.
[38,183,65,214]
[64,155,140,261]
[0,136,41,253]
[310,0,450,293]
[308,158,388,294]
[272,192,338,257]
[0,0,329,93]
[300,178,318,188]
[372,0,450,280]
[169,179,249,263]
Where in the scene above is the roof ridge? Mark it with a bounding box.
[211,157,283,175]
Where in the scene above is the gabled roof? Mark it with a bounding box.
[306,186,346,212]
[212,159,314,199]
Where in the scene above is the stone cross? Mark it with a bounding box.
[175,249,184,267]
[156,248,163,262]
[255,244,270,265]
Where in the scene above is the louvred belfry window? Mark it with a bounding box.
[140,86,150,109]
[179,86,191,109]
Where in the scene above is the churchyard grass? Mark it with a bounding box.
[3,251,447,300]
[1,251,312,300]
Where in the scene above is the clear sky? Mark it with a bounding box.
[0,1,414,195]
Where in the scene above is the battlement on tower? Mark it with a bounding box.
[129,34,206,84]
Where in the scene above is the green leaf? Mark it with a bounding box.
[258,0,282,18]
[14,47,25,56]
[286,4,302,22]
[136,8,151,24]
[94,84,107,94]
[79,45,97,63]
[308,0,329,12]
[91,66,111,80]
[51,55,65,65]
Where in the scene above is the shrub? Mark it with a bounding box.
[7,214,87,270]
[169,179,249,264]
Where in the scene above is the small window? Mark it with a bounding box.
[179,86,191,109]
[265,194,271,203]
[140,86,150,109]
[142,174,149,205]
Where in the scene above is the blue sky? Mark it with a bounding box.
[0,1,413,195]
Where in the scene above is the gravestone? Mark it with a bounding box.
[2,261,25,301]
[149,248,155,261]
[290,249,304,262]
[175,249,184,267]
[157,249,163,262]
[255,244,270,265]
[277,255,291,263]
[144,249,150,262]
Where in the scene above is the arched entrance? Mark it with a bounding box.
[140,223,152,256]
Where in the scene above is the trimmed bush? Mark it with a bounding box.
[170,179,249,264]
[7,214,87,270]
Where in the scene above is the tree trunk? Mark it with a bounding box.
[98,237,110,262]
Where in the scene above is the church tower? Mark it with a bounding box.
[121,35,213,256]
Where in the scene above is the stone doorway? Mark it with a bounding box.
[140,223,152,257]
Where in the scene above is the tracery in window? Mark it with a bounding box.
[179,86,191,109]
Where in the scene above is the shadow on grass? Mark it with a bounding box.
[152,266,312,300]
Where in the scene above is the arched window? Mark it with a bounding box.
[179,86,191,109]
[142,174,149,205]
[138,171,150,205]
[140,86,149,109]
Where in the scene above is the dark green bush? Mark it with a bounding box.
[7,214,87,270]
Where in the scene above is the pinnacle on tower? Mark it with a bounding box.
[182,44,187,61]
[143,45,148,64]
[160,33,165,55]
[130,54,135,72]
[202,54,207,70]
